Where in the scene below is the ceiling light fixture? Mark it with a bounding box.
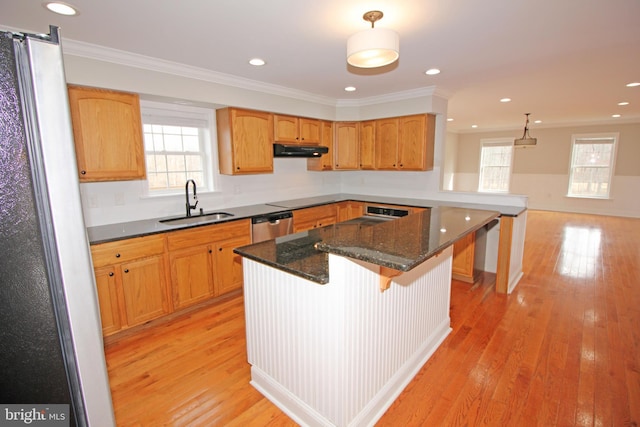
[347,11,399,68]
[514,113,537,147]
[425,68,440,75]
[618,101,629,106]
[344,86,356,92]
[248,58,265,66]
[43,2,78,16]
[626,82,640,87]
[500,98,511,103]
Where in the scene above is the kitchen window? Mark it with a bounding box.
[567,133,618,199]
[141,101,216,195]
[478,138,513,193]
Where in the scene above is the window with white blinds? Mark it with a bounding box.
[141,101,216,195]
[567,133,617,199]
[478,138,514,193]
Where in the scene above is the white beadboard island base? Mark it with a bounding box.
[242,246,453,427]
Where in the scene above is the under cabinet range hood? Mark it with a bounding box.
[273,143,329,158]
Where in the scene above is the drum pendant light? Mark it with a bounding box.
[347,11,399,68]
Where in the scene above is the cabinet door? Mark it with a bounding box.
[307,120,333,171]
[94,266,121,336]
[375,118,399,169]
[299,118,321,144]
[398,114,426,170]
[120,256,170,327]
[399,114,435,171]
[68,85,145,182]
[334,122,359,170]
[336,201,364,222]
[214,234,251,295]
[169,245,215,309]
[293,205,338,232]
[274,115,299,143]
[359,121,376,170]
[452,232,476,283]
[217,108,274,175]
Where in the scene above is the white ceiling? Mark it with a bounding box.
[2,0,639,132]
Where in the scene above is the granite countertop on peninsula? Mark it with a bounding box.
[87,193,522,244]
[234,206,500,284]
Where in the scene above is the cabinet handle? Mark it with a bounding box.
[123,269,129,273]
[115,253,121,258]
[109,272,114,277]
[209,249,212,253]
[80,170,86,175]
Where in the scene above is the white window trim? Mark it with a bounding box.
[567,132,618,199]
[140,100,219,198]
[478,137,514,193]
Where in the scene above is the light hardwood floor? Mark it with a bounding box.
[105,210,640,426]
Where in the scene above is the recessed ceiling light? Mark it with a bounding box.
[43,2,78,16]
[618,101,629,106]
[627,82,640,87]
[425,68,440,76]
[534,120,542,124]
[344,86,356,92]
[612,114,621,118]
[471,124,478,128]
[248,58,265,66]
[500,98,511,103]
[446,118,454,122]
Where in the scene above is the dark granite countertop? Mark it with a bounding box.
[234,206,499,284]
[87,193,524,244]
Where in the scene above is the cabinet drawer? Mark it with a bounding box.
[91,234,166,268]
[166,219,251,250]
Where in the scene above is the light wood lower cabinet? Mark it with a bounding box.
[92,220,251,336]
[293,204,338,232]
[336,201,365,222]
[452,232,477,283]
[90,234,171,336]
[166,219,251,309]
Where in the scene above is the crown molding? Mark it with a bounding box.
[61,38,339,106]
[60,36,442,109]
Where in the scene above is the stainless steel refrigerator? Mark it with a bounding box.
[0,26,115,426]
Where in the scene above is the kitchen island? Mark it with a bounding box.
[235,206,499,427]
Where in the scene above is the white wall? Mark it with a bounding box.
[446,123,640,218]
[63,51,528,227]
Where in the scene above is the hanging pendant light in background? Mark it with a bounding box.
[347,11,399,68]
[514,113,537,147]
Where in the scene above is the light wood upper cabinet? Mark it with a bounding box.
[293,204,338,232]
[334,122,359,170]
[274,115,321,144]
[375,118,399,169]
[359,121,376,170]
[398,114,435,171]
[68,85,145,182]
[90,234,171,336]
[216,107,274,175]
[307,120,334,171]
[373,114,436,171]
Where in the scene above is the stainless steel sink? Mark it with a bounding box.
[159,212,234,226]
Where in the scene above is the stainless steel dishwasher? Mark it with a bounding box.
[251,211,294,243]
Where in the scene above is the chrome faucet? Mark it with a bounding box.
[185,179,198,217]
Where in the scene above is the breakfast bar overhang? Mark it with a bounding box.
[235,207,500,427]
